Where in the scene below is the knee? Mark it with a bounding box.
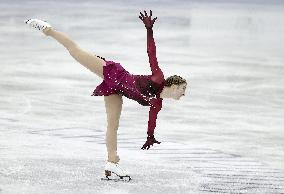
[67,45,80,56]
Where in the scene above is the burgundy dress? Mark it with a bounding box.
[91,28,164,136]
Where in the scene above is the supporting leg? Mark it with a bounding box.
[104,94,123,163]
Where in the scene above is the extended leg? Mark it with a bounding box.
[43,28,105,79]
[104,94,123,163]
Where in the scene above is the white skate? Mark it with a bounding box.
[101,162,131,181]
[25,19,51,31]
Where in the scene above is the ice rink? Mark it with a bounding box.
[0,0,284,193]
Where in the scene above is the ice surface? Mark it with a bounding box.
[0,0,284,193]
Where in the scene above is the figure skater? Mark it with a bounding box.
[25,10,187,181]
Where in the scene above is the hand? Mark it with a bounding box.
[141,135,161,150]
[139,10,158,29]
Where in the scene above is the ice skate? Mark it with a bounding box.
[101,162,131,182]
[25,19,51,32]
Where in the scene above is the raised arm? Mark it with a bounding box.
[139,10,164,84]
[147,27,158,74]
[147,28,164,84]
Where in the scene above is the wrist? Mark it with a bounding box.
[147,133,154,138]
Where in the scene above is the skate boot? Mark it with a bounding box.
[25,19,51,32]
[101,162,131,181]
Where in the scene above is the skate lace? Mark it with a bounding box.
[30,21,45,31]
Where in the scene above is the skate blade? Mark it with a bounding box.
[101,176,131,182]
[101,170,131,182]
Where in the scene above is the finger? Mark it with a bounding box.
[140,12,144,18]
[150,10,152,17]
[153,17,157,23]
[139,16,143,21]
[144,10,148,17]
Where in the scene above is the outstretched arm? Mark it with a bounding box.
[141,98,163,150]
[147,98,162,136]
[139,10,164,84]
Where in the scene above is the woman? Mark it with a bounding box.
[25,10,187,181]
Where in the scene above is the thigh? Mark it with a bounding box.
[69,46,106,79]
[104,94,123,128]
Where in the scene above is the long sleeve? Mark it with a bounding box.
[147,28,164,84]
[147,98,163,136]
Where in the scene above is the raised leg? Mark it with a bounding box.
[104,94,123,163]
[43,28,106,79]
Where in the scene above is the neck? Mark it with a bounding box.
[160,86,172,99]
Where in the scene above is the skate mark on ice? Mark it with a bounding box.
[145,146,284,193]
[27,127,106,144]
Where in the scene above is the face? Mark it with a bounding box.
[171,83,187,100]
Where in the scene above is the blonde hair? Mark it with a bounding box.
[165,75,187,87]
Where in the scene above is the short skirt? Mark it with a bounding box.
[91,60,136,96]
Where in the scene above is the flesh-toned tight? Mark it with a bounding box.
[43,27,121,163]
